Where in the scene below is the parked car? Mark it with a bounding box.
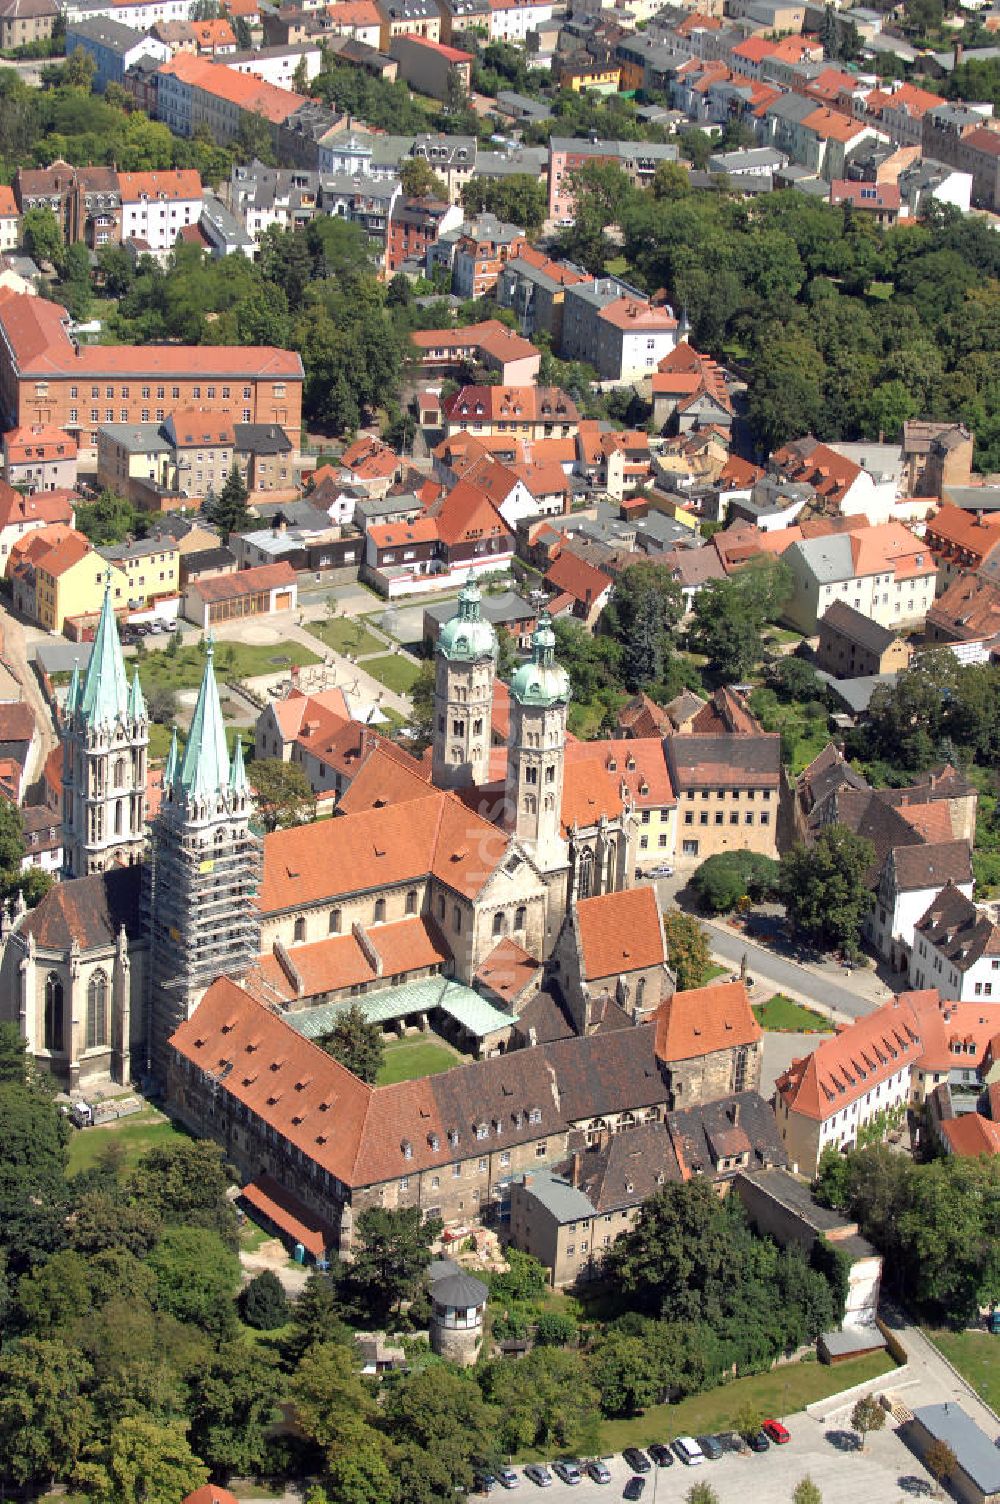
[747,1431,770,1453]
[763,1420,790,1445]
[638,863,674,880]
[647,1444,674,1468]
[552,1461,582,1485]
[672,1437,705,1466]
[585,1460,612,1485]
[497,1466,520,1488]
[623,1479,645,1502]
[475,1473,498,1494]
[696,1435,723,1460]
[622,1448,651,1474]
[524,1465,553,1488]
[715,1432,747,1456]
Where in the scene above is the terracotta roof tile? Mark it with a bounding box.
[191,560,295,604]
[654,980,760,1062]
[575,885,665,980]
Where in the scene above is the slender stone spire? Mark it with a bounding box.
[65,660,80,718]
[177,641,230,800]
[127,667,146,723]
[229,732,248,795]
[163,727,179,790]
[79,574,129,729]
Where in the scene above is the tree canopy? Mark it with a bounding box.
[778,824,875,957]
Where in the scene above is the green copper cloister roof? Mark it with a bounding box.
[178,642,230,800]
[79,580,129,729]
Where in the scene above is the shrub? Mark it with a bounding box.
[240,1269,289,1330]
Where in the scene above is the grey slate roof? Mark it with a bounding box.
[793,532,855,584]
[100,422,171,454]
[516,1167,596,1223]
[910,1405,1000,1495]
[67,14,145,49]
[819,600,898,655]
[430,1271,488,1305]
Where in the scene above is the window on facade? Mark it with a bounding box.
[405,889,417,915]
[293,916,306,942]
[44,973,64,1052]
[86,970,108,1050]
[328,908,341,934]
[374,897,386,923]
[454,907,462,932]
[492,911,505,938]
[514,906,526,930]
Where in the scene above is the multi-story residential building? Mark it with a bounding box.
[155,51,307,144]
[389,33,471,99]
[318,173,400,250]
[64,15,170,92]
[486,0,554,43]
[385,195,461,276]
[227,161,318,239]
[860,80,942,148]
[410,321,541,384]
[910,883,1000,1001]
[15,163,123,250]
[560,278,678,384]
[548,137,680,221]
[447,215,528,300]
[901,420,973,498]
[97,415,295,505]
[436,0,490,42]
[0,290,303,459]
[0,483,74,561]
[62,0,200,26]
[923,503,1000,595]
[373,0,440,50]
[100,535,181,609]
[496,247,590,344]
[868,838,975,973]
[118,169,203,253]
[442,385,580,441]
[666,721,782,866]
[922,103,1000,210]
[225,40,324,88]
[829,178,900,225]
[0,0,58,50]
[407,134,477,205]
[25,528,130,633]
[0,186,17,252]
[2,425,78,493]
[782,522,937,635]
[775,989,1000,1174]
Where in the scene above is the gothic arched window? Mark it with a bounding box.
[374,898,386,923]
[113,757,126,789]
[44,973,64,1052]
[87,970,108,1049]
[293,916,306,943]
[329,908,341,934]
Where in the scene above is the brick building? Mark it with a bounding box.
[654,980,762,1108]
[0,290,303,460]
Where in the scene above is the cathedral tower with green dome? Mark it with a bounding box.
[505,611,570,875]
[62,577,148,878]
[431,575,497,791]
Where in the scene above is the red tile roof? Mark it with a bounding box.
[190,560,296,603]
[475,936,539,1003]
[655,980,760,1062]
[425,480,512,549]
[544,548,612,607]
[830,179,900,211]
[801,106,865,142]
[118,169,203,202]
[576,885,665,980]
[157,52,305,122]
[184,1488,241,1504]
[941,1112,1000,1157]
[259,915,449,1000]
[410,321,539,367]
[0,479,74,527]
[241,1172,336,1258]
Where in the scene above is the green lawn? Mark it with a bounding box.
[308,616,385,658]
[753,994,834,1033]
[364,653,422,695]
[377,1037,462,1085]
[704,962,730,984]
[138,641,319,694]
[66,1107,191,1176]
[924,1329,1000,1412]
[595,1351,896,1454]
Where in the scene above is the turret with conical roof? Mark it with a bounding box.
[432,573,497,792]
[505,609,569,873]
[146,637,260,1079]
[61,577,148,878]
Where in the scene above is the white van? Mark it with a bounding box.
[672,1437,705,1466]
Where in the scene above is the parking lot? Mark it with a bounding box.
[486,1410,935,1504]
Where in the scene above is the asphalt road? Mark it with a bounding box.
[701,919,886,1019]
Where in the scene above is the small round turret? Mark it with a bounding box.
[510,612,571,708]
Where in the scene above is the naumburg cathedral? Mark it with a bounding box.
[0,576,644,1091]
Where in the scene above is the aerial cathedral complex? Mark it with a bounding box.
[0,576,655,1094]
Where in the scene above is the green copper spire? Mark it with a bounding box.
[79,575,129,729]
[127,667,146,723]
[64,660,80,718]
[164,727,179,788]
[178,641,230,801]
[229,733,249,795]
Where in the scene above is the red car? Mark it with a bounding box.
[763,1420,790,1445]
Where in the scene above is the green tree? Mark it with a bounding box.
[0,1019,27,1084]
[534,1309,578,1347]
[0,1336,93,1489]
[240,1268,289,1329]
[317,1003,385,1085]
[290,1340,377,1452]
[188,1339,281,1478]
[850,1395,885,1451]
[590,1328,662,1416]
[0,1080,70,1272]
[687,557,792,682]
[288,1270,354,1358]
[603,1180,734,1320]
[734,1399,763,1439]
[490,1247,548,1303]
[322,1416,399,1504]
[74,490,144,547]
[924,1438,957,1497]
[63,43,98,88]
[778,824,875,957]
[813,1144,852,1211]
[408,660,436,751]
[21,206,61,267]
[207,463,250,539]
[348,1205,441,1320]
[480,1347,600,1455]
[68,1189,161,1258]
[460,173,547,234]
[661,909,712,990]
[16,1249,93,1335]
[78,1416,208,1504]
[793,1478,823,1504]
[386,1365,498,1503]
[601,562,682,694]
[0,794,26,884]
[127,1139,236,1244]
[236,108,276,165]
[686,1485,720,1504]
[147,1226,240,1340]
[246,757,315,832]
[691,851,779,915]
[399,156,448,199]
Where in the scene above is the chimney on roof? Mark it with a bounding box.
[570,1150,581,1188]
[730,1100,740,1125]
